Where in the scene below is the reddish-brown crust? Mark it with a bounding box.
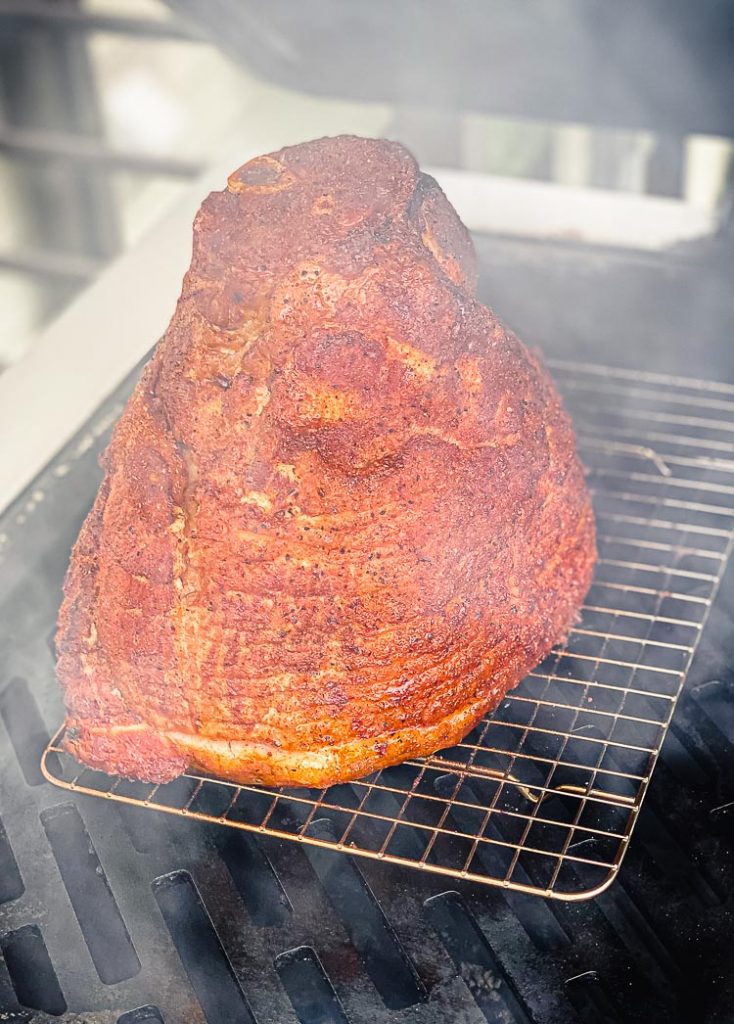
[56,136,596,787]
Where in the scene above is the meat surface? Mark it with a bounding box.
[56,136,596,787]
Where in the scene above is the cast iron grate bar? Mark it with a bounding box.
[152,870,255,1024]
[0,817,24,906]
[0,924,67,1017]
[275,946,350,1024]
[1,678,55,787]
[40,803,141,985]
[39,363,734,899]
[117,1008,165,1024]
[424,891,534,1023]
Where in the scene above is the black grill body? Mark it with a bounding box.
[1,236,734,1024]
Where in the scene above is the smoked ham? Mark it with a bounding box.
[56,136,596,787]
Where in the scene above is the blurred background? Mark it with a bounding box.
[2,0,734,367]
[1,0,734,502]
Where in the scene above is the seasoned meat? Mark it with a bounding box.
[56,136,596,787]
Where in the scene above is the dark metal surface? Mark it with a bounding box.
[473,233,734,384]
[166,0,734,139]
[2,238,734,1022]
[40,360,734,900]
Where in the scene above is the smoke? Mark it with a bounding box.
[163,0,734,381]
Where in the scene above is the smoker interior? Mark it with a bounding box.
[36,355,734,904]
[1,235,734,1023]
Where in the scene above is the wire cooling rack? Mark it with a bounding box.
[42,361,734,900]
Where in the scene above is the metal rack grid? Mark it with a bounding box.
[41,361,734,900]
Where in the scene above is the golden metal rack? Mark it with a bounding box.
[42,361,734,900]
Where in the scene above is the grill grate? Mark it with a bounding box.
[40,361,734,900]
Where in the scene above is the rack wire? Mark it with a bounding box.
[41,361,734,900]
